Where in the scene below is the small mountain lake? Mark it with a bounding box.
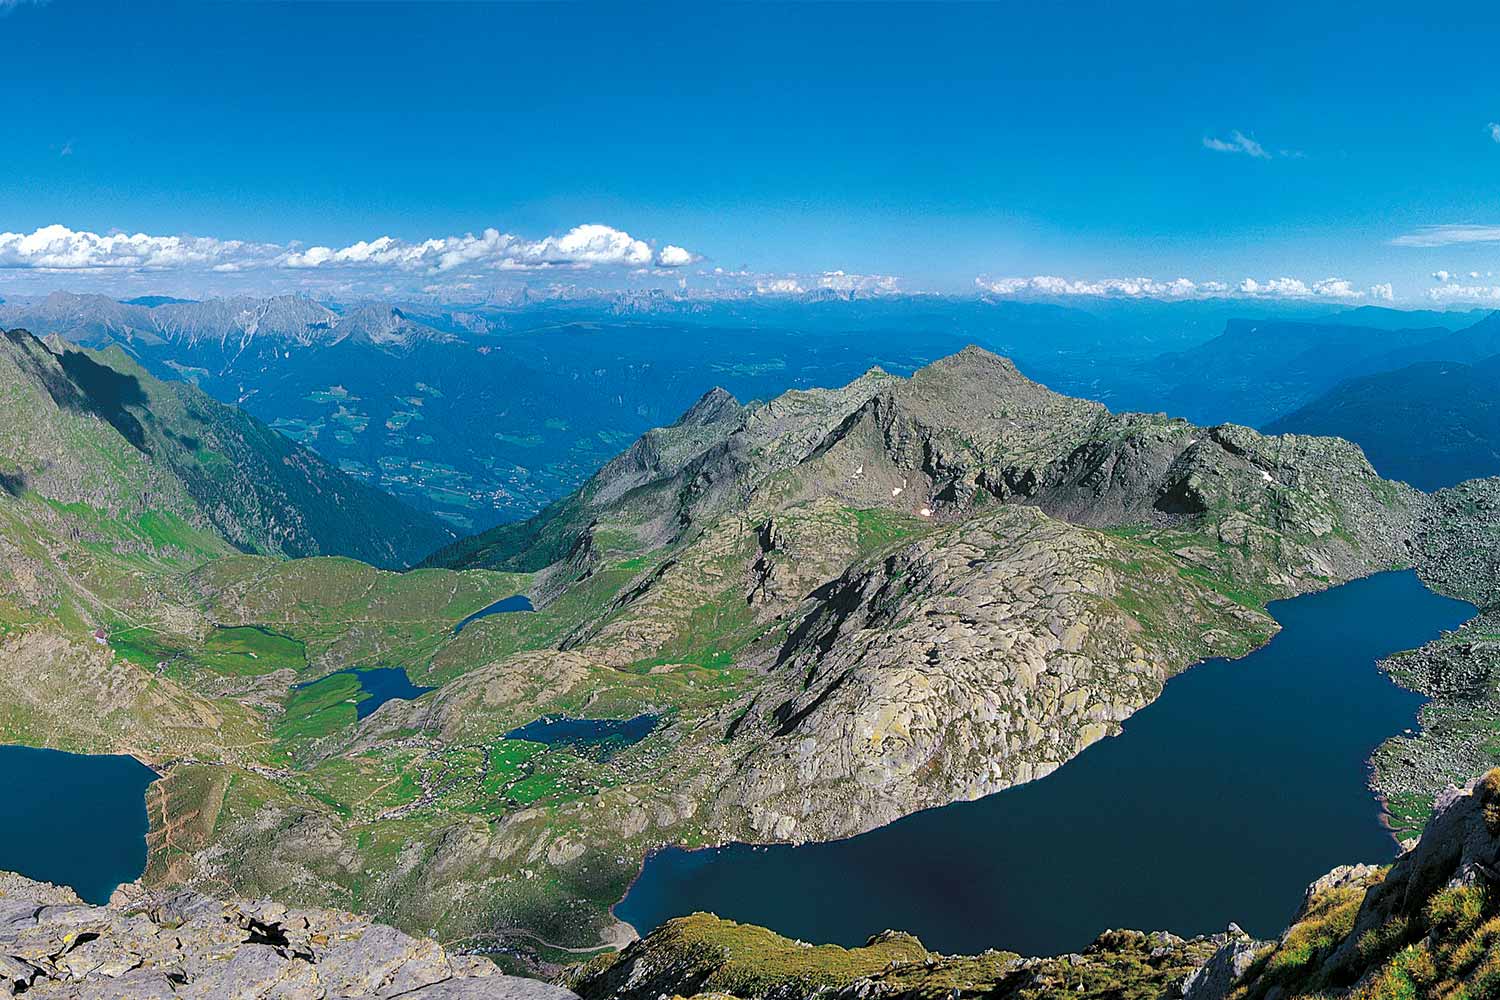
[0,745,156,904]
[455,594,534,633]
[295,666,434,719]
[505,713,659,760]
[616,570,1475,956]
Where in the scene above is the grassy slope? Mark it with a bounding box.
[76,343,456,568]
[567,912,1220,1000]
[1229,772,1500,1000]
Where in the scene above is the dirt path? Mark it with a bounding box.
[501,919,638,954]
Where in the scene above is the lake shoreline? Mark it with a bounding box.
[612,570,1474,957]
[0,744,159,905]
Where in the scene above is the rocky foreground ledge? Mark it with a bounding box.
[0,875,581,999]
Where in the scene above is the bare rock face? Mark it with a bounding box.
[1181,929,1264,1000]
[0,872,578,999]
[715,505,1275,842]
[1415,476,1500,608]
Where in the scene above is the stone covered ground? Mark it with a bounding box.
[0,872,579,999]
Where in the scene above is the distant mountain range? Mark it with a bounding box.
[6,291,1497,529]
[5,292,1119,529]
[1267,354,1500,490]
[1103,310,1500,429]
[0,291,456,353]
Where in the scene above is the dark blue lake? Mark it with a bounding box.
[505,713,659,759]
[0,745,157,904]
[297,667,434,719]
[456,593,534,633]
[349,667,434,719]
[616,570,1474,956]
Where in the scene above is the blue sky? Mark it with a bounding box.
[4,0,1500,304]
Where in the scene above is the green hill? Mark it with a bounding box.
[2,328,453,568]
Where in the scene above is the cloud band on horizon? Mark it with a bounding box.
[0,223,698,275]
[975,275,1394,302]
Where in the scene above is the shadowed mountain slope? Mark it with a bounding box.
[1,327,453,567]
[1267,355,1500,491]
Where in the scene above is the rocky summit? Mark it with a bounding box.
[0,872,576,999]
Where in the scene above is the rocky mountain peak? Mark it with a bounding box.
[333,302,456,350]
[675,386,742,427]
[902,344,1084,404]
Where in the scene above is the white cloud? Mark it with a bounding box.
[0,223,698,277]
[0,224,278,271]
[1426,283,1500,303]
[1390,224,1500,247]
[814,270,900,293]
[1202,130,1272,160]
[1489,122,1500,143]
[281,224,661,271]
[979,274,1383,301]
[1433,270,1453,282]
[977,275,1202,298]
[1239,277,1375,300]
[751,270,900,296]
[1310,277,1362,298]
[1239,277,1305,296]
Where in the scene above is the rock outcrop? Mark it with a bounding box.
[0,872,578,999]
[1180,927,1262,1000]
[1228,769,1500,1000]
[564,911,1233,1000]
[714,505,1275,842]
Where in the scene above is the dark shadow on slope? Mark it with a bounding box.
[772,671,850,738]
[54,349,152,453]
[6,329,153,455]
[5,329,95,417]
[774,577,863,668]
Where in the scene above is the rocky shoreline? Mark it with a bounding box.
[1368,476,1500,839]
[1370,608,1500,840]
